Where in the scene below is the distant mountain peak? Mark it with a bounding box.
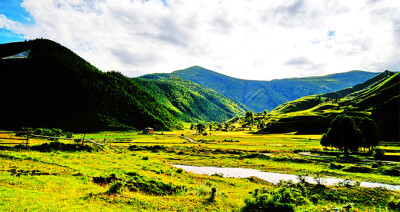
[172,66,381,112]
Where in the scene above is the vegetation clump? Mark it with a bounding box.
[242,182,309,212]
[94,173,185,196]
[30,142,97,152]
[321,115,381,156]
[243,179,397,212]
[373,148,386,160]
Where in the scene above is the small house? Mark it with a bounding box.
[143,127,154,135]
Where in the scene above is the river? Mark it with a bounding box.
[172,164,400,191]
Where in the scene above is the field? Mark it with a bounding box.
[1,129,399,211]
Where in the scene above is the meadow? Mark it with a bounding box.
[0,129,399,211]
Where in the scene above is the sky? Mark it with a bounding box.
[0,0,399,80]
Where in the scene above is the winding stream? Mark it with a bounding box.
[172,164,400,191]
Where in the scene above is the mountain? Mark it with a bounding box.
[172,66,380,112]
[261,71,399,141]
[273,71,396,114]
[0,39,182,132]
[135,73,249,123]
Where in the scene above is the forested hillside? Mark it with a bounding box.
[136,73,249,123]
[173,66,380,112]
[0,39,182,132]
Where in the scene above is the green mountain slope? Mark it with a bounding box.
[172,66,380,112]
[261,72,399,141]
[135,73,249,123]
[273,71,396,114]
[0,39,182,132]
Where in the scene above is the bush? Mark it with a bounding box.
[30,142,96,152]
[95,173,185,196]
[242,184,309,212]
[176,168,183,174]
[242,194,294,212]
[343,166,372,173]
[107,180,126,194]
[208,187,217,202]
[387,198,400,211]
[383,167,400,176]
[126,176,185,195]
[373,148,385,160]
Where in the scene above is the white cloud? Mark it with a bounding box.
[1,0,399,80]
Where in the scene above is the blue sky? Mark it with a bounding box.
[0,0,33,43]
[1,0,399,80]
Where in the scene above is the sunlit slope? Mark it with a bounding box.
[136,73,249,123]
[0,39,182,131]
[173,66,380,112]
[262,72,399,141]
[273,71,396,114]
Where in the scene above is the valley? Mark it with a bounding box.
[0,39,399,211]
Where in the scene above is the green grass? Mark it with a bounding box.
[1,130,399,211]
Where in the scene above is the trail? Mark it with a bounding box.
[181,136,198,144]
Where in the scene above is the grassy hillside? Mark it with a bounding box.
[0,39,182,132]
[172,66,380,112]
[273,71,397,114]
[261,72,400,141]
[136,73,249,123]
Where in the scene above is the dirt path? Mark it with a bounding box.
[298,152,334,158]
[181,136,198,144]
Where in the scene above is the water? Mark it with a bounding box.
[172,164,400,191]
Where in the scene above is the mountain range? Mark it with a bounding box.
[0,39,393,133]
[172,66,380,112]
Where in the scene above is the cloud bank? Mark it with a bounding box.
[1,0,399,80]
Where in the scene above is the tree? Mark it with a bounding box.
[320,133,329,149]
[324,115,364,157]
[263,110,268,116]
[197,123,206,134]
[224,122,232,131]
[208,122,214,131]
[245,111,254,126]
[190,123,195,130]
[358,117,380,152]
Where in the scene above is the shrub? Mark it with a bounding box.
[242,184,310,212]
[107,180,125,194]
[373,148,385,160]
[272,186,310,205]
[126,176,185,195]
[211,173,224,177]
[142,156,149,160]
[383,167,400,176]
[242,194,295,212]
[343,166,372,173]
[329,163,344,169]
[30,142,96,152]
[176,168,183,174]
[95,173,185,196]
[387,198,400,211]
[208,187,217,202]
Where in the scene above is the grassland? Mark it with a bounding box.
[1,130,399,211]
